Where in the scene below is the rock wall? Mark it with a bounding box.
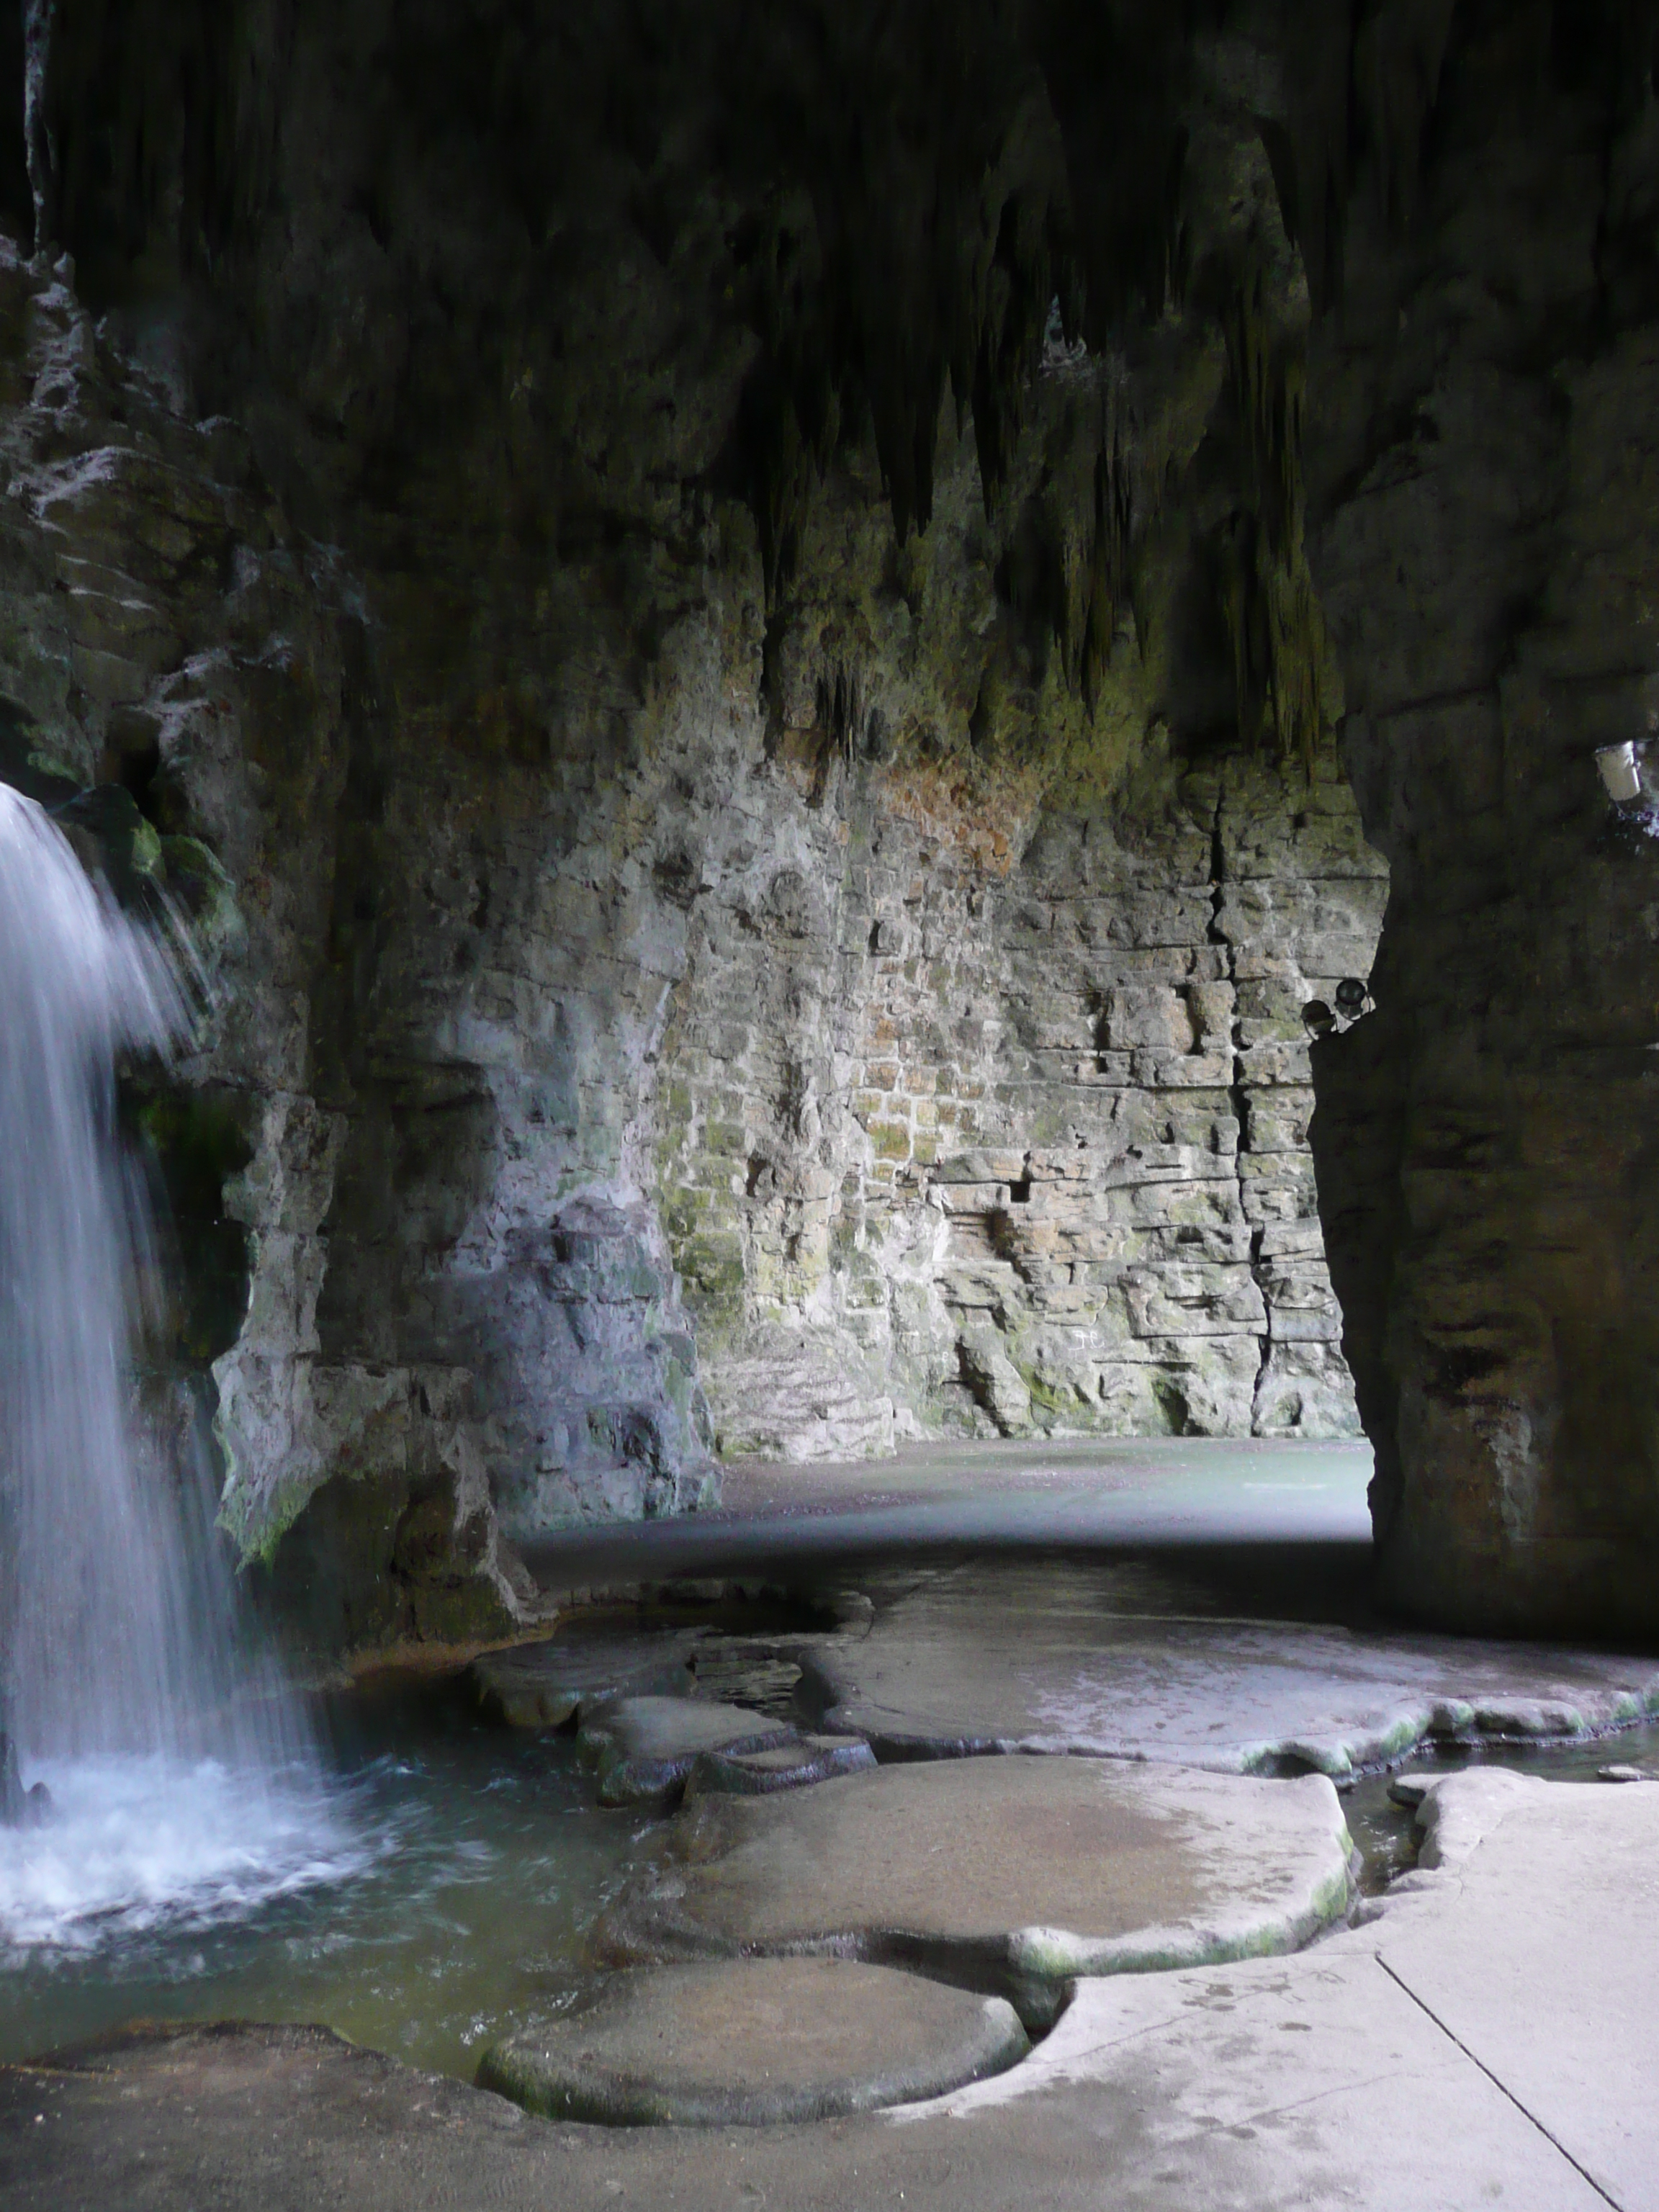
[0,230,1381,1663]
[0,0,1500,1660]
[660,734,1382,1458]
[1305,6,1659,1637]
[0,243,721,1656]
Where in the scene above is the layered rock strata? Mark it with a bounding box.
[665,742,1382,1456]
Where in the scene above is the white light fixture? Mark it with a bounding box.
[1597,742,1643,803]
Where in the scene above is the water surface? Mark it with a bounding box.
[0,1679,660,2080]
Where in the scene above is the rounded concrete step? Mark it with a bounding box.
[686,1732,875,1797]
[477,1956,1029,2126]
[597,1754,1355,2028]
[580,1695,798,1804]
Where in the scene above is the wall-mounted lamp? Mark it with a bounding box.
[1597,742,1644,803]
[1303,978,1373,1042]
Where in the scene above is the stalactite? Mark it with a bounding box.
[1219,273,1336,774]
[727,4,1077,604]
[1354,0,1457,233]
[983,356,1146,723]
[1061,372,1148,712]
[33,0,296,272]
[724,9,1073,593]
[1228,269,1303,566]
[1079,410,1135,709]
[1032,0,1195,341]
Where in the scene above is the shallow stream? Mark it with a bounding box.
[1342,1714,1659,1889]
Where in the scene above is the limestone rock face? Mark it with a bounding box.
[0,240,716,1660]
[0,4,1408,1665]
[664,744,1383,1454]
[101,1,1659,1658]
[578,719,1383,1470]
[1304,14,1659,1634]
[7,4,1659,1641]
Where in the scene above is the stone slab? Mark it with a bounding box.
[0,1769,1635,2212]
[1377,1768,1659,2208]
[580,1696,795,1806]
[685,1733,875,1798]
[925,1765,1659,2208]
[472,1635,696,1730]
[922,1917,1613,2211]
[476,1958,1028,2126]
[595,1756,1353,2028]
[816,1558,1659,1776]
[8,1765,1631,2212]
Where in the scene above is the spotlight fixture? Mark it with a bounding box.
[1596,742,1643,803]
[1301,999,1335,1040]
[1334,976,1369,1018]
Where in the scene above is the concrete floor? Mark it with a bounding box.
[518,1435,1379,1596]
[6,1439,1659,2208]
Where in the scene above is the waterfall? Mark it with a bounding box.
[0,785,359,1948]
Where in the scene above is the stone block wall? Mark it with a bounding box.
[656,746,1386,1457]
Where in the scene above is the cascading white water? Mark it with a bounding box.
[0,784,362,1948]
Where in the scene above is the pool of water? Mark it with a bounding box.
[0,1676,664,2080]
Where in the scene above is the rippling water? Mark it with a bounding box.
[0,1680,661,2079]
[0,1753,366,1954]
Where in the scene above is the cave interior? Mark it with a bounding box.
[9,0,1659,2172]
[4,0,1655,1658]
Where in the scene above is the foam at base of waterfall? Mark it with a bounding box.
[0,1752,370,1954]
